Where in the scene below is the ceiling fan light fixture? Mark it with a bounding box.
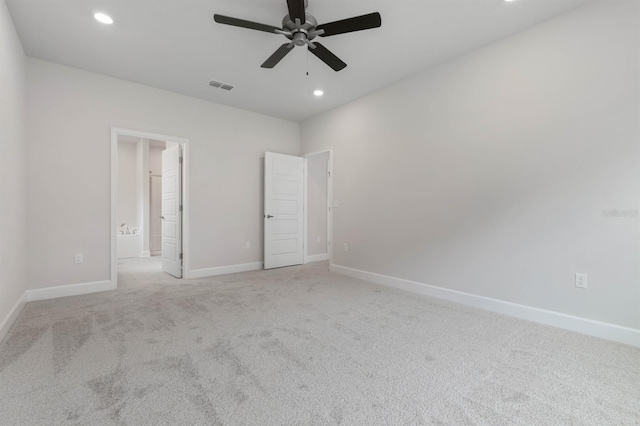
[94,12,114,25]
[314,90,324,96]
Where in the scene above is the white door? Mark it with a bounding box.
[264,152,304,269]
[161,145,182,278]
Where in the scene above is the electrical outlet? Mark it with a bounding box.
[317,236,321,243]
[575,273,588,289]
[343,243,348,252]
[245,241,250,249]
[75,253,83,264]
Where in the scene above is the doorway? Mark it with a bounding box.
[110,128,190,288]
[304,149,332,265]
[263,149,332,270]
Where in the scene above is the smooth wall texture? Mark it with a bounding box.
[301,0,640,328]
[149,145,164,175]
[26,59,299,289]
[117,141,138,232]
[0,0,27,333]
[307,152,329,257]
[149,145,164,253]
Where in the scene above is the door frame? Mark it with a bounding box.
[110,127,191,288]
[302,148,333,265]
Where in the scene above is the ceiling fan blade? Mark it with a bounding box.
[308,42,346,71]
[317,12,382,37]
[287,0,306,25]
[213,14,280,34]
[261,43,295,68]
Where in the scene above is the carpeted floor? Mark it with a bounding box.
[1,259,639,425]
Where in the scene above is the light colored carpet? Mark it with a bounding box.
[1,259,639,425]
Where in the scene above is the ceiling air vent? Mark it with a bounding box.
[208,79,234,91]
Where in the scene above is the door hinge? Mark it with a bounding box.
[179,205,183,212]
[328,171,331,177]
[179,253,183,260]
[179,156,184,164]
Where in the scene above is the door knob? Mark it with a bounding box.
[265,214,274,218]
[161,216,165,220]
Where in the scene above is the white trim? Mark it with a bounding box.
[0,293,27,344]
[111,127,191,289]
[306,253,329,263]
[26,280,113,302]
[302,148,333,265]
[141,251,151,258]
[189,262,264,279]
[150,250,162,256]
[330,264,640,348]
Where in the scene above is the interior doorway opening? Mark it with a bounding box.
[304,149,332,266]
[263,149,333,270]
[111,128,190,288]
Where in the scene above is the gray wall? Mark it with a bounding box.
[0,0,27,336]
[301,0,640,329]
[307,152,329,257]
[26,58,300,289]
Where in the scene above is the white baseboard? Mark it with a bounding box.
[141,251,151,258]
[306,253,329,263]
[330,264,640,348]
[189,262,263,279]
[150,250,161,256]
[0,292,27,344]
[26,280,114,302]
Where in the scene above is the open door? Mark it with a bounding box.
[264,152,304,269]
[161,144,182,277]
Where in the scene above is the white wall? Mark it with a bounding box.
[301,0,640,329]
[149,145,164,175]
[0,0,27,339]
[117,141,138,231]
[136,138,149,254]
[26,58,299,289]
[150,175,162,253]
[307,152,329,257]
[149,144,164,253]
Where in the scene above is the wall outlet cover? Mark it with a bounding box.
[575,273,588,289]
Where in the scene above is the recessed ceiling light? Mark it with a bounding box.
[314,90,324,97]
[504,0,518,2]
[94,12,114,25]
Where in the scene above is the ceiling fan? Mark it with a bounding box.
[213,0,382,72]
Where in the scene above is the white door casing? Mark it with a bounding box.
[264,152,304,269]
[162,145,182,277]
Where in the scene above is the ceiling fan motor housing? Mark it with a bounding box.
[282,13,319,45]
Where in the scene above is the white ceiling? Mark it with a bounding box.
[7,0,593,122]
